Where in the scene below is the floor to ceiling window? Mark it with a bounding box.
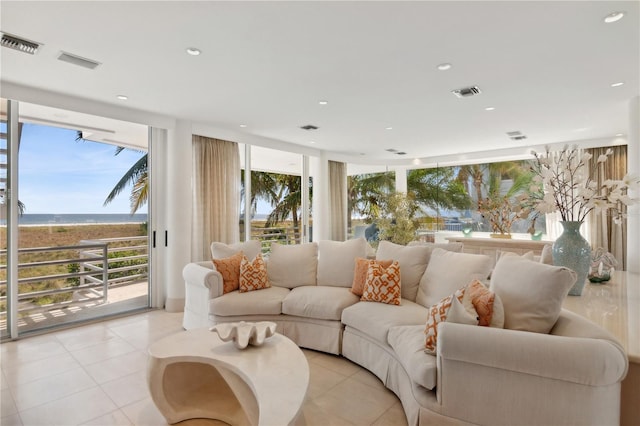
[0,99,8,339]
[1,100,151,339]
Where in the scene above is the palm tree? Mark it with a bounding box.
[407,168,471,213]
[103,150,148,214]
[347,172,395,228]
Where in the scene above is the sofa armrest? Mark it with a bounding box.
[183,261,223,299]
[435,322,628,425]
[182,261,223,330]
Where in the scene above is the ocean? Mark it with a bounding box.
[17,214,148,225]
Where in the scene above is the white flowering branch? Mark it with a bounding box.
[524,145,639,224]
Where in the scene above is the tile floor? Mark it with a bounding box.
[0,310,408,426]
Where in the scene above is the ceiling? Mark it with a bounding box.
[0,1,638,166]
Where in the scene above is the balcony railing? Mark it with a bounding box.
[0,236,148,321]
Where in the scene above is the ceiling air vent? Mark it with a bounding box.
[1,33,40,55]
[57,51,101,69]
[507,131,527,141]
[452,86,482,98]
[300,124,319,131]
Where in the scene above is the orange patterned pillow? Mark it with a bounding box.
[239,254,270,292]
[212,251,244,294]
[424,287,478,354]
[467,279,496,326]
[360,260,401,305]
[352,258,393,296]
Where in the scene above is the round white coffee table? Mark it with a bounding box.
[147,328,309,425]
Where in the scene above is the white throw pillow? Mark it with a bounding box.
[375,241,431,302]
[267,242,318,288]
[211,240,262,261]
[540,244,553,265]
[416,248,492,308]
[407,241,464,254]
[490,255,576,334]
[317,238,368,287]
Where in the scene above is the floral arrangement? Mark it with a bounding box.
[523,145,639,223]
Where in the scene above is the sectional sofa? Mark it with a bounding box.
[182,238,628,426]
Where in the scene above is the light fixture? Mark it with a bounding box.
[437,63,452,71]
[318,100,328,105]
[615,133,624,137]
[116,95,128,100]
[604,11,625,23]
[239,124,247,128]
[385,126,393,130]
[186,47,201,56]
[309,141,316,144]
[611,82,624,87]
[485,107,495,111]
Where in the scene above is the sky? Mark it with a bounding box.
[17,123,146,214]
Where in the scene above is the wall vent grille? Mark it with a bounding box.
[452,86,481,98]
[57,52,101,69]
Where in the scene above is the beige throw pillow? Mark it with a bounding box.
[211,240,261,261]
[317,238,368,287]
[267,242,318,288]
[416,249,492,308]
[376,241,430,302]
[490,255,576,333]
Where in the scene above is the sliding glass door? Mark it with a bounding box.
[1,100,152,339]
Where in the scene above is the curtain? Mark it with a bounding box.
[192,135,240,260]
[328,160,347,241]
[587,145,627,270]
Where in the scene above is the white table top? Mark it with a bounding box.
[148,329,309,426]
[562,271,640,363]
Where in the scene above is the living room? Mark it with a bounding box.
[1,1,639,425]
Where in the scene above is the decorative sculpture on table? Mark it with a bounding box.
[588,248,618,283]
[210,321,277,349]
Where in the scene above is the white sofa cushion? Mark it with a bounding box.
[407,241,464,254]
[416,249,492,308]
[211,240,262,261]
[341,299,429,344]
[317,238,368,287]
[388,325,438,390]
[210,286,290,316]
[490,254,576,334]
[283,286,360,321]
[267,242,318,288]
[375,241,431,302]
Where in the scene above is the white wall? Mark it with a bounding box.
[628,96,639,274]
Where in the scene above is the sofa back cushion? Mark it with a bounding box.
[317,238,368,287]
[267,242,318,288]
[490,254,576,334]
[416,248,492,308]
[375,241,431,302]
[211,240,262,261]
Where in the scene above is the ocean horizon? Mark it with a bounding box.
[16,213,149,225]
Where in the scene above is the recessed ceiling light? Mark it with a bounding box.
[239,124,247,128]
[485,107,495,111]
[611,82,624,87]
[309,141,316,144]
[116,95,128,100]
[385,126,393,130]
[615,133,623,137]
[186,47,201,56]
[318,100,328,105]
[437,63,452,71]
[604,11,625,23]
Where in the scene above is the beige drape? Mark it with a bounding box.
[328,160,347,241]
[192,136,240,260]
[587,145,627,270]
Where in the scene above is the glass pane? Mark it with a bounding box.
[15,104,150,333]
[0,99,8,338]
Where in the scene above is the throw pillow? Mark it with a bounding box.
[424,287,478,354]
[466,279,496,326]
[352,257,393,296]
[211,240,262,261]
[490,255,576,333]
[540,244,553,265]
[212,251,244,294]
[317,238,368,287]
[267,242,318,288]
[416,248,492,308]
[361,260,402,305]
[239,254,270,292]
[375,241,431,302]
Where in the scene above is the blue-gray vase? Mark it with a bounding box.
[552,221,591,296]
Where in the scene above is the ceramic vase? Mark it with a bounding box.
[552,221,591,296]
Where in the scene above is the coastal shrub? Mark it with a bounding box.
[67,263,80,286]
